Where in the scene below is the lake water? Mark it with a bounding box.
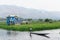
[0,29,60,40]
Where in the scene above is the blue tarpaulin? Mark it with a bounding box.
[6,16,22,25]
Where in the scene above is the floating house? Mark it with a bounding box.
[6,15,22,25]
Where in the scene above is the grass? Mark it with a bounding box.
[0,22,60,31]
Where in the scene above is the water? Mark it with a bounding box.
[0,29,60,40]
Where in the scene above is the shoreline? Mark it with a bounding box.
[0,22,60,31]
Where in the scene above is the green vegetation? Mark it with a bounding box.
[0,22,60,31]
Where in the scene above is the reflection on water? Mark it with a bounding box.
[7,31,18,36]
[0,29,60,40]
[7,31,19,40]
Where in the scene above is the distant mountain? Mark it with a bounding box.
[0,5,60,20]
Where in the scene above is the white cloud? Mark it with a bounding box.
[0,0,60,11]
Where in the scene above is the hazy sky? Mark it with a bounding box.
[0,0,60,11]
